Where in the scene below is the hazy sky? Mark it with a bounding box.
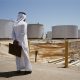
[0,0,80,32]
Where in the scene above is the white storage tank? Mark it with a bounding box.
[0,19,14,40]
[46,31,52,40]
[27,23,44,39]
[78,29,80,38]
[52,25,78,39]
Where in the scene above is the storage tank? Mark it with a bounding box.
[78,29,80,38]
[46,31,52,40]
[0,19,14,40]
[27,23,44,39]
[52,25,78,39]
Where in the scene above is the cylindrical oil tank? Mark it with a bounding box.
[52,25,78,39]
[78,29,80,38]
[46,31,52,40]
[0,19,14,39]
[27,23,44,39]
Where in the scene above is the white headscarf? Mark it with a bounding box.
[13,12,26,27]
[17,12,26,23]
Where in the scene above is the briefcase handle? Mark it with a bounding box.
[13,40,19,45]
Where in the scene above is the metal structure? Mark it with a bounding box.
[0,19,14,39]
[52,25,78,39]
[78,29,80,38]
[46,31,52,40]
[27,23,44,39]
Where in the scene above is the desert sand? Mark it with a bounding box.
[0,40,80,80]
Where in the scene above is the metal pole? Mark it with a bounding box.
[35,50,38,62]
[64,39,68,68]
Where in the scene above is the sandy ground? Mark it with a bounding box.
[0,40,80,80]
[0,57,80,80]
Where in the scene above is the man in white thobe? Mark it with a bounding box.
[12,12,32,74]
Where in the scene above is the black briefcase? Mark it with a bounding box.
[9,40,22,57]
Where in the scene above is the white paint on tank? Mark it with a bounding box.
[0,19,14,39]
[46,31,52,40]
[78,29,80,38]
[52,25,78,39]
[27,24,44,39]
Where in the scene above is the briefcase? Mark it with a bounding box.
[9,41,22,57]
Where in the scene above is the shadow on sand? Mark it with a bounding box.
[0,71,29,78]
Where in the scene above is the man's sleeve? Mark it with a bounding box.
[12,27,16,40]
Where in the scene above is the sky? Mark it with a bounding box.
[0,0,80,33]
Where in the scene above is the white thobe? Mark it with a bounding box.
[12,21,32,71]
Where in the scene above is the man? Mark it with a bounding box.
[12,12,32,74]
